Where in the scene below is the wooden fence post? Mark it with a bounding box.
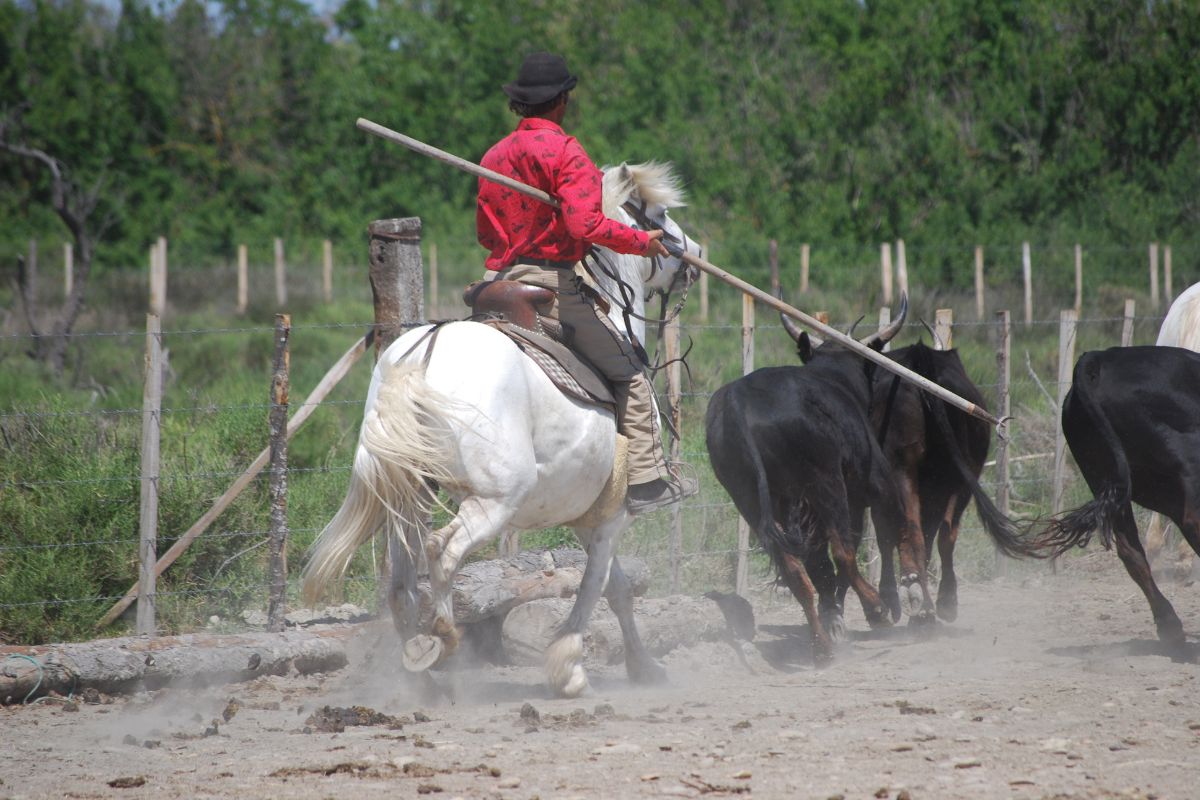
[96,331,375,629]
[158,237,168,301]
[267,314,291,632]
[149,240,166,317]
[974,246,985,320]
[800,243,810,293]
[1121,299,1136,347]
[367,217,425,359]
[323,239,333,304]
[934,308,953,350]
[665,316,683,593]
[1051,308,1078,575]
[735,293,755,596]
[699,240,710,321]
[429,242,439,318]
[878,306,892,354]
[1149,242,1159,309]
[769,239,779,297]
[237,244,248,314]
[137,312,163,636]
[880,243,893,306]
[994,310,1011,576]
[1164,245,1172,303]
[274,237,287,307]
[1074,243,1083,314]
[63,243,73,298]
[1022,241,1033,327]
[896,239,909,300]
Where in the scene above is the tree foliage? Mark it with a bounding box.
[1,0,1197,284]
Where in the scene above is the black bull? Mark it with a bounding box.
[705,317,1036,664]
[1036,346,1200,647]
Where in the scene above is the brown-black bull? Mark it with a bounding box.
[704,297,912,665]
[1036,346,1200,649]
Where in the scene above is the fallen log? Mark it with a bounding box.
[434,548,649,625]
[501,595,728,666]
[0,627,351,704]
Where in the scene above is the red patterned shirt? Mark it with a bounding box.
[477,118,650,271]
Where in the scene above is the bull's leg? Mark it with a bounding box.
[826,528,889,629]
[805,547,846,642]
[778,551,835,666]
[875,495,936,623]
[872,513,901,622]
[604,555,667,685]
[935,507,961,623]
[1112,504,1185,645]
[545,516,629,697]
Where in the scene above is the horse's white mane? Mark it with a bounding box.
[601,161,686,217]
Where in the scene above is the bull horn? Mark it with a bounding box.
[860,293,908,349]
[920,318,946,351]
[776,285,823,348]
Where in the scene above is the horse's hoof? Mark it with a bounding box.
[402,634,444,672]
[558,665,590,698]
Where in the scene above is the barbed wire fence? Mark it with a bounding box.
[1,228,1193,643]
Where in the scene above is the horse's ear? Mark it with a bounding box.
[619,163,631,182]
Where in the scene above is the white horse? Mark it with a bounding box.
[1145,281,1200,573]
[302,162,697,697]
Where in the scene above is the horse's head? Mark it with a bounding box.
[603,161,699,298]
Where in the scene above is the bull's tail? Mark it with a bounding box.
[301,360,456,605]
[1036,359,1131,557]
[921,383,1040,559]
[710,395,812,570]
[1037,487,1123,557]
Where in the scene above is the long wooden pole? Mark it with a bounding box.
[356,118,1001,429]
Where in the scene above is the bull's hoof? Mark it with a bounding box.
[627,657,668,686]
[820,605,848,641]
[936,595,958,623]
[1155,618,1186,648]
[901,580,925,618]
[864,605,893,629]
[402,634,444,672]
[813,642,836,669]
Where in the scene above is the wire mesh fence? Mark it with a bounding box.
[1,238,1193,644]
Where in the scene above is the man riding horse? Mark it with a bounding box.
[476,51,697,514]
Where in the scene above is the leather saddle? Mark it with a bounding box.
[462,279,614,407]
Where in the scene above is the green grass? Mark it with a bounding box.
[0,250,1174,643]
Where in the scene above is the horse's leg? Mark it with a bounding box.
[604,555,667,686]
[545,517,626,697]
[405,497,516,671]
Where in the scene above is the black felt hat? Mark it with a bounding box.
[503,52,578,104]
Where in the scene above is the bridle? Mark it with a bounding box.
[580,198,697,371]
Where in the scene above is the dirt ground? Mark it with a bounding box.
[4,554,1199,800]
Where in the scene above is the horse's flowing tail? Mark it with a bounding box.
[302,360,456,605]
